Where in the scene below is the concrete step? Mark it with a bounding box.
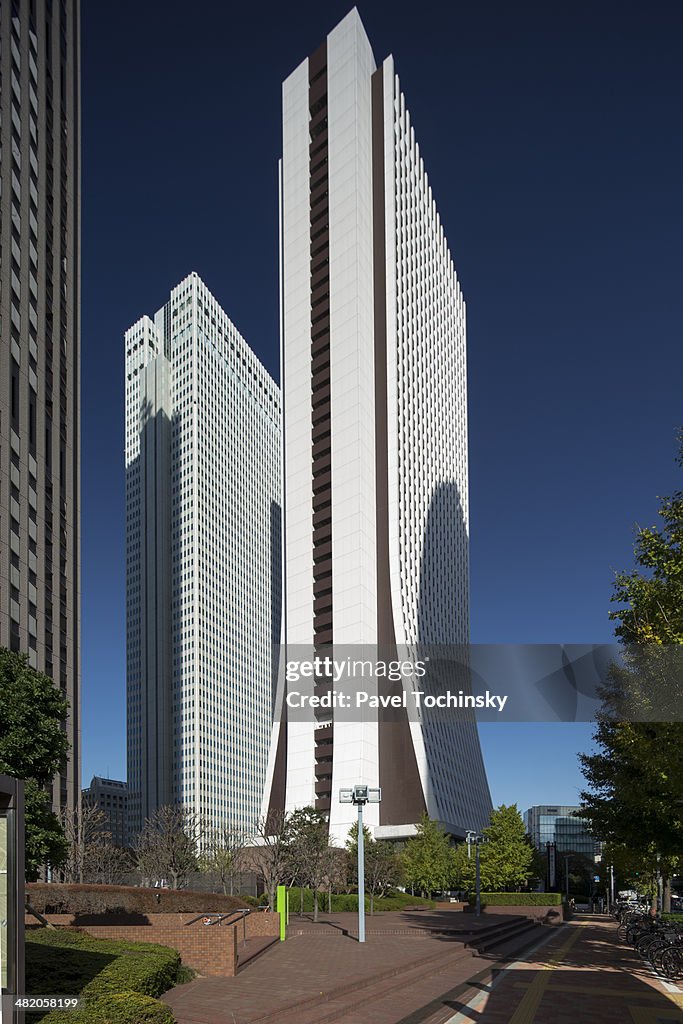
[465,916,533,951]
[249,942,474,1024]
[276,923,550,1024]
[474,920,545,959]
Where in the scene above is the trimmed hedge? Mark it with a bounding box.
[26,929,184,1023]
[470,893,563,907]
[241,893,269,908]
[42,992,175,1024]
[26,881,248,916]
[286,888,435,912]
[662,913,683,922]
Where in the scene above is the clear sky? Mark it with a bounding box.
[80,1,683,812]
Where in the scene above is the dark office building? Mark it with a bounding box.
[82,777,128,849]
[0,0,81,817]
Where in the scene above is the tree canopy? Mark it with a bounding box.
[287,806,331,921]
[579,432,683,906]
[0,648,70,878]
[402,814,455,896]
[453,805,533,893]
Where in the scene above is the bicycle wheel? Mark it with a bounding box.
[650,942,671,972]
[660,946,683,980]
[636,934,659,957]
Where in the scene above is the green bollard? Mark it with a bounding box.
[277,885,286,941]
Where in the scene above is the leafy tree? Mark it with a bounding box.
[579,431,683,911]
[23,783,69,879]
[134,805,203,889]
[0,648,70,879]
[287,806,331,922]
[402,814,455,897]
[345,820,372,872]
[452,806,533,893]
[610,432,683,644]
[600,841,666,901]
[481,804,534,891]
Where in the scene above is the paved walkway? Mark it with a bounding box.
[446,915,683,1024]
[163,911,683,1024]
[162,910,516,1024]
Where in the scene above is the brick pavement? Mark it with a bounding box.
[445,914,683,1024]
[161,911,540,1024]
[162,911,683,1024]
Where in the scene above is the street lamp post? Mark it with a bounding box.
[564,855,571,903]
[340,785,382,943]
[610,863,615,908]
[470,834,485,916]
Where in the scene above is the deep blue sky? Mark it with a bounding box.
[81,1,683,811]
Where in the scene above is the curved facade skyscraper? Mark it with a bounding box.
[264,8,491,843]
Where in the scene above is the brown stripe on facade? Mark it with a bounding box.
[309,44,333,817]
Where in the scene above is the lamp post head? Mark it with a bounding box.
[339,786,382,805]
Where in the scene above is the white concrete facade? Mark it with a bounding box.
[126,274,281,841]
[381,57,490,833]
[266,8,491,843]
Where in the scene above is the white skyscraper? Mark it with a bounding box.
[126,273,281,841]
[264,9,491,842]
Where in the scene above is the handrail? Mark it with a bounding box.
[25,900,56,929]
[185,908,251,927]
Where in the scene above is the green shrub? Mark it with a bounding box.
[285,888,435,912]
[662,913,683,923]
[27,929,180,999]
[86,947,180,1000]
[470,892,562,907]
[42,991,176,1024]
[26,930,183,1023]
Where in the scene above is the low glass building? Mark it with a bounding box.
[524,804,600,861]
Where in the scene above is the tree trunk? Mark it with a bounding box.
[300,888,304,915]
[313,889,319,923]
[370,893,374,915]
[664,877,672,914]
[328,885,331,914]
